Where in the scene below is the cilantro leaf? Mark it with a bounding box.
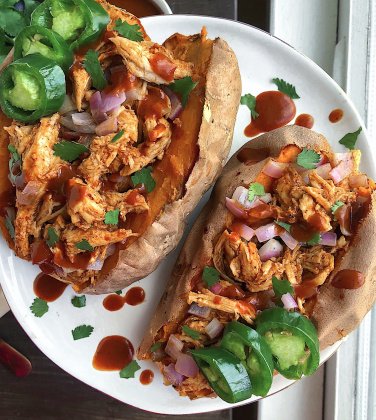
[119,360,141,379]
[331,201,345,219]
[8,144,21,183]
[131,166,156,193]
[272,276,294,299]
[75,239,94,251]
[72,325,94,340]
[71,295,86,308]
[82,49,107,91]
[30,298,48,318]
[104,208,120,225]
[248,182,265,201]
[272,78,300,99]
[5,215,15,239]
[0,8,28,38]
[339,127,362,150]
[296,148,321,169]
[115,290,122,295]
[182,325,200,340]
[53,141,89,163]
[240,93,259,119]
[114,19,143,41]
[306,233,322,246]
[202,266,220,288]
[150,342,162,353]
[274,220,291,232]
[46,227,59,248]
[111,129,125,143]
[168,76,198,109]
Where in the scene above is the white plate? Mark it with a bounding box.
[0,15,372,415]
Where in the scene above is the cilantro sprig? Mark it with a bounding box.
[240,93,259,119]
[272,276,294,299]
[297,148,321,170]
[306,233,322,246]
[8,144,21,183]
[120,360,141,379]
[272,78,300,99]
[339,127,362,150]
[30,297,48,318]
[83,49,108,91]
[5,215,15,239]
[111,129,125,143]
[331,201,345,220]
[104,208,120,225]
[115,290,122,295]
[131,166,156,193]
[46,227,59,248]
[202,266,220,288]
[168,76,198,109]
[71,295,86,308]
[53,141,89,163]
[114,19,144,42]
[72,325,94,340]
[248,182,265,201]
[182,325,200,340]
[75,239,94,251]
[150,342,162,353]
[274,220,291,232]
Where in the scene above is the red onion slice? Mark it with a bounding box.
[262,160,289,178]
[258,239,283,261]
[60,114,96,134]
[72,112,95,126]
[175,353,199,378]
[162,86,182,120]
[281,293,298,309]
[226,197,247,219]
[165,334,183,361]
[320,232,337,246]
[232,186,251,208]
[236,223,255,241]
[164,363,185,386]
[205,318,224,339]
[255,223,278,242]
[329,160,353,184]
[260,193,272,204]
[101,91,126,113]
[280,230,299,250]
[187,303,211,319]
[59,94,77,114]
[209,282,223,295]
[0,338,31,378]
[349,174,368,188]
[16,181,41,206]
[95,117,118,136]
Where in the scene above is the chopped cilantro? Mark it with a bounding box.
[272,78,300,99]
[131,166,156,193]
[272,276,294,299]
[111,129,125,143]
[182,325,200,340]
[82,49,107,91]
[46,227,59,248]
[248,182,265,201]
[296,148,321,169]
[274,220,291,232]
[119,360,141,379]
[240,93,259,119]
[8,144,21,183]
[75,239,94,251]
[202,266,220,288]
[331,201,345,219]
[114,19,143,41]
[71,295,86,308]
[5,215,15,239]
[306,233,322,246]
[30,297,48,318]
[168,76,198,109]
[115,290,122,295]
[104,208,120,225]
[72,324,94,340]
[150,342,162,353]
[53,141,89,163]
[339,127,362,150]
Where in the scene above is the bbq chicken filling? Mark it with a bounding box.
[150,145,375,399]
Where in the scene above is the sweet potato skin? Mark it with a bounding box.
[137,125,335,358]
[82,37,242,294]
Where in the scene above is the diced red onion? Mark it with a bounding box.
[162,86,182,120]
[236,223,255,241]
[87,258,104,271]
[349,174,368,188]
[226,197,247,219]
[164,363,184,386]
[232,186,252,207]
[95,117,118,136]
[175,353,199,378]
[209,282,223,295]
[165,334,183,361]
[16,181,41,206]
[101,91,126,113]
[90,90,108,122]
[315,163,332,179]
[262,160,289,178]
[0,339,32,378]
[281,293,298,309]
[59,94,77,114]
[205,318,224,339]
[258,239,283,261]
[187,303,211,319]
[320,232,337,246]
[60,113,96,134]
[337,204,352,236]
[329,160,353,184]
[72,112,95,126]
[260,193,272,203]
[314,154,325,167]
[332,152,353,167]
[280,230,299,250]
[255,223,278,242]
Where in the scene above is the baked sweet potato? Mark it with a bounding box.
[0,1,241,294]
[137,125,376,400]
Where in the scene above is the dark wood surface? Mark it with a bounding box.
[0,1,268,419]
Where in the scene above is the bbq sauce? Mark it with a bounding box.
[92,335,134,371]
[140,369,154,385]
[332,270,365,289]
[148,53,177,83]
[295,114,314,129]
[329,109,343,123]
[108,0,163,17]
[294,279,319,300]
[290,220,317,243]
[237,147,270,165]
[33,273,68,302]
[244,91,296,137]
[102,287,146,311]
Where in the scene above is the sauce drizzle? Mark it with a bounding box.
[102,287,146,311]
[92,335,134,371]
[295,114,314,129]
[140,369,154,385]
[329,109,343,123]
[33,273,68,302]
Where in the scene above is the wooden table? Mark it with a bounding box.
[0,1,266,419]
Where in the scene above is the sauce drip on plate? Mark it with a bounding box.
[92,335,134,371]
[33,273,68,302]
[329,109,343,123]
[295,114,314,129]
[103,287,146,311]
[140,369,154,385]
